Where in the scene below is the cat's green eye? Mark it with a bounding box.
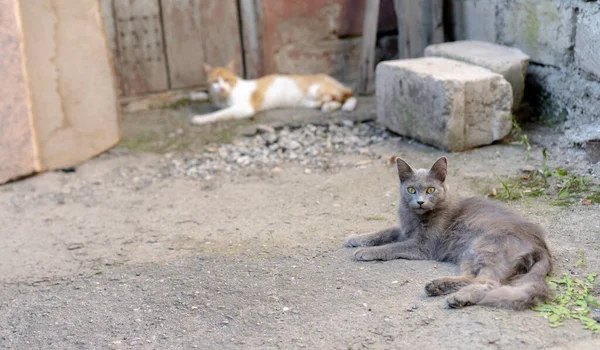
[407,187,416,194]
[426,187,436,194]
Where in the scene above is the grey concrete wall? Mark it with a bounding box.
[450,0,600,145]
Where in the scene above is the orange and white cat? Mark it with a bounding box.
[191,61,357,125]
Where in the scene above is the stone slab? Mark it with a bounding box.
[575,10,600,79]
[0,0,39,184]
[425,40,530,109]
[376,57,513,152]
[20,0,121,171]
[0,0,120,184]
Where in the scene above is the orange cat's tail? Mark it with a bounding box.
[477,254,552,310]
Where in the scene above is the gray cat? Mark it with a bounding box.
[344,157,552,310]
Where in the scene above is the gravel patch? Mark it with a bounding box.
[159,121,401,180]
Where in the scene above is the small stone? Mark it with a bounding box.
[67,243,84,250]
[282,307,290,312]
[287,140,301,150]
[264,133,278,144]
[342,120,354,127]
[304,169,311,174]
[271,167,282,174]
[520,165,536,172]
[356,160,372,166]
[256,124,276,134]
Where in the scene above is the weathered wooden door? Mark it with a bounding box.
[160,0,243,89]
[104,0,244,96]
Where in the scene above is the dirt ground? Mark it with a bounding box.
[1,101,599,349]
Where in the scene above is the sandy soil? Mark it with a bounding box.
[1,104,599,349]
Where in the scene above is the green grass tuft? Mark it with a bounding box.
[164,98,192,109]
[491,149,600,206]
[533,273,600,333]
[509,115,531,150]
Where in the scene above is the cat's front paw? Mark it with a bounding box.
[445,293,474,309]
[354,248,380,261]
[344,234,362,248]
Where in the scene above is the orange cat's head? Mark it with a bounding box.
[203,60,238,103]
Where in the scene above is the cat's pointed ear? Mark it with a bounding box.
[226,60,236,73]
[429,157,448,182]
[396,157,414,182]
[202,63,213,74]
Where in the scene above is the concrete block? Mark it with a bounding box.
[0,0,120,184]
[376,58,512,152]
[501,0,576,67]
[425,40,529,109]
[451,0,498,42]
[575,11,600,78]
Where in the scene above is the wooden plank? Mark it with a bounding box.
[161,0,243,88]
[357,0,380,95]
[337,0,397,38]
[99,0,122,96]
[239,0,265,79]
[114,0,168,95]
[393,0,444,59]
[198,0,244,76]
[160,0,204,89]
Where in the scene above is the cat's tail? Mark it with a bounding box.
[341,88,357,111]
[478,253,552,310]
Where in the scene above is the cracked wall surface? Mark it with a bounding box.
[0,0,120,183]
[451,0,600,145]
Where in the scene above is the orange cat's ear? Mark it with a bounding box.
[396,157,414,182]
[202,63,213,74]
[226,60,236,73]
[429,157,448,182]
